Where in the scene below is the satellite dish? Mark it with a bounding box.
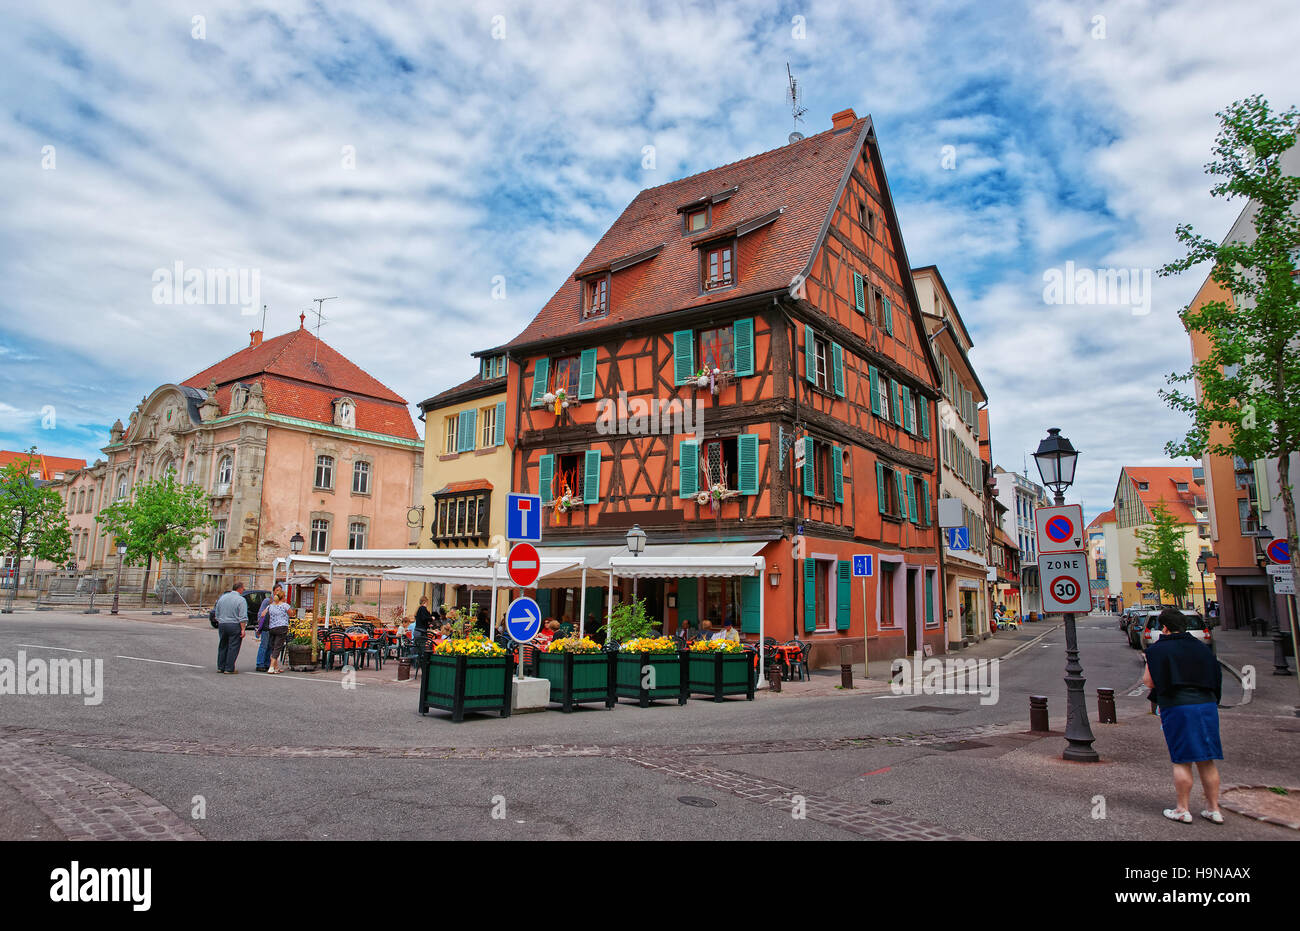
[788,131,805,144]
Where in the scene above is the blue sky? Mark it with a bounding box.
[1,0,1298,516]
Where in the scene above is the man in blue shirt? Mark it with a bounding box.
[214,583,248,674]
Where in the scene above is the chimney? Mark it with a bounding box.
[249,330,264,348]
[831,108,858,131]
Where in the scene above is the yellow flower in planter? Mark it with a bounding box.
[620,636,678,654]
[434,637,506,657]
[547,636,602,653]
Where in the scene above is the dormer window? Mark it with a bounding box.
[231,384,249,412]
[333,398,356,429]
[702,241,735,291]
[685,208,708,233]
[479,355,507,379]
[583,275,609,319]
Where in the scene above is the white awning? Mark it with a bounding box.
[326,548,501,579]
[607,554,765,579]
[536,540,767,581]
[383,555,586,588]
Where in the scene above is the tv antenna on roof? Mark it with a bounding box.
[786,62,808,143]
[310,296,337,363]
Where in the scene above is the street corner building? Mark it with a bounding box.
[470,108,947,668]
[44,321,424,609]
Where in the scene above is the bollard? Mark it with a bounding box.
[1030,695,1049,732]
[397,659,411,681]
[839,644,854,689]
[1097,688,1116,724]
[769,662,782,693]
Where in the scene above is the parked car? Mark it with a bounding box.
[1119,606,1145,632]
[208,589,270,629]
[1138,610,1213,653]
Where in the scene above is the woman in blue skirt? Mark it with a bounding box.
[1142,607,1224,824]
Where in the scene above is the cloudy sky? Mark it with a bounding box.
[1,0,1297,516]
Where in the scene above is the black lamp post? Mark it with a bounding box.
[110,539,127,616]
[1032,428,1098,763]
[626,524,646,603]
[1196,552,1212,615]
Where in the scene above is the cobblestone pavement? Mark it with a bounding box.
[0,737,202,841]
[0,722,1023,840]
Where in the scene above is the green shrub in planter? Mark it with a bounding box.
[420,652,514,722]
[614,645,687,707]
[687,647,756,701]
[535,650,615,712]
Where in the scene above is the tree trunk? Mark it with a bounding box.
[140,552,153,607]
[1278,450,1300,619]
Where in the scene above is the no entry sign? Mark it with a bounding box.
[507,542,540,588]
[1035,504,1084,555]
[1038,552,1090,612]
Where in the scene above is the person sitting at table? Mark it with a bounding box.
[711,618,740,643]
[699,619,714,639]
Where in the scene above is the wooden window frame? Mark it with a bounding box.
[211,519,227,551]
[703,437,740,491]
[351,459,371,495]
[314,455,334,491]
[479,405,497,448]
[582,274,610,319]
[702,239,736,291]
[684,205,710,234]
[309,518,329,554]
[550,355,581,397]
[698,324,735,373]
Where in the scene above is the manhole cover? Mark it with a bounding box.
[929,740,993,752]
[677,796,717,808]
[870,799,892,805]
[905,705,966,715]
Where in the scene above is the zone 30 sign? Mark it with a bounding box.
[1038,552,1090,613]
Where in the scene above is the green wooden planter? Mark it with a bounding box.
[614,650,688,707]
[420,652,514,722]
[535,651,615,712]
[687,650,756,701]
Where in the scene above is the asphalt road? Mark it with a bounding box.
[0,610,1291,841]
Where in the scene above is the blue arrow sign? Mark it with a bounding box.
[505,596,542,643]
[506,493,543,543]
[947,527,970,551]
[852,554,874,577]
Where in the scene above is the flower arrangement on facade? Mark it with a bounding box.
[433,632,505,657]
[692,365,733,394]
[689,638,745,653]
[546,636,602,654]
[541,389,573,416]
[555,490,577,513]
[619,636,679,654]
[695,456,741,513]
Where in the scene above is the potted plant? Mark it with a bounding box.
[419,631,514,723]
[535,636,614,712]
[687,638,756,701]
[615,635,687,707]
[286,618,316,669]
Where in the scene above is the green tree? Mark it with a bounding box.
[1133,502,1191,606]
[0,447,73,606]
[96,471,213,605]
[1159,95,1300,600]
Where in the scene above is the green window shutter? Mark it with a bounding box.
[883,297,894,335]
[804,325,816,383]
[906,475,918,523]
[1254,459,1271,510]
[837,560,851,630]
[894,467,904,517]
[832,342,845,397]
[902,385,913,433]
[459,409,477,452]
[538,454,554,500]
[740,575,760,634]
[832,445,843,503]
[737,434,759,495]
[677,578,698,625]
[869,365,881,415]
[530,358,550,407]
[803,559,817,632]
[876,462,887,514]
[891,380,902,425]
[678,440,699,498]
[583,449,602,503]
[853,273,865,313]
[673,330,695,385]
[925,573,934,626]
[577,348,597,400]
[494,401,506,446]
[922,478,931,525]
[920,397,930,439]
[733,318,755,376]
[802,437,815,496]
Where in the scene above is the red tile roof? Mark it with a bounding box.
[1122,467,1204,524]
[179,327,418,441]
[503,118,871,348]
[1088,508,1116,529]
[418,373,506,411]
[438,479,493,494]
[0,451,87,479]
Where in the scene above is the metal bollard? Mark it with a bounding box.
[839,644,854,689]
[1030,695,1049,732]
[1097,688,1116,724]
[397,659,411,681]
[769,662,782,693]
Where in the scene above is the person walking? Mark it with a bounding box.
[263,588,292,675]
[254,586,282,672]
[1141,606,1225,824]
[214,582,249,674]
[411,597,434,679]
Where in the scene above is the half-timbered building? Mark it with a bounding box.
[484,109,944,665]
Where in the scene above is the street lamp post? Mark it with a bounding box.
[626,524,646,603]
[110,540,127,616]
[289,531,310,662]
[1196,552,1211,615]
[1033,428,1099,763]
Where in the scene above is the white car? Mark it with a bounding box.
[1140,611,1213,652]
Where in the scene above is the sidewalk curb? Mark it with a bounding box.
[1002,622,1062,661]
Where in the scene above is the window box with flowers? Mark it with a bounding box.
[687,638,756,701]
[419,633,515,722]
[536,637,614,712]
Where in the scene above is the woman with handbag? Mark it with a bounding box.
[263,588,293,675]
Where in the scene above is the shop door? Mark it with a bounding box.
[906,568,919,653]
